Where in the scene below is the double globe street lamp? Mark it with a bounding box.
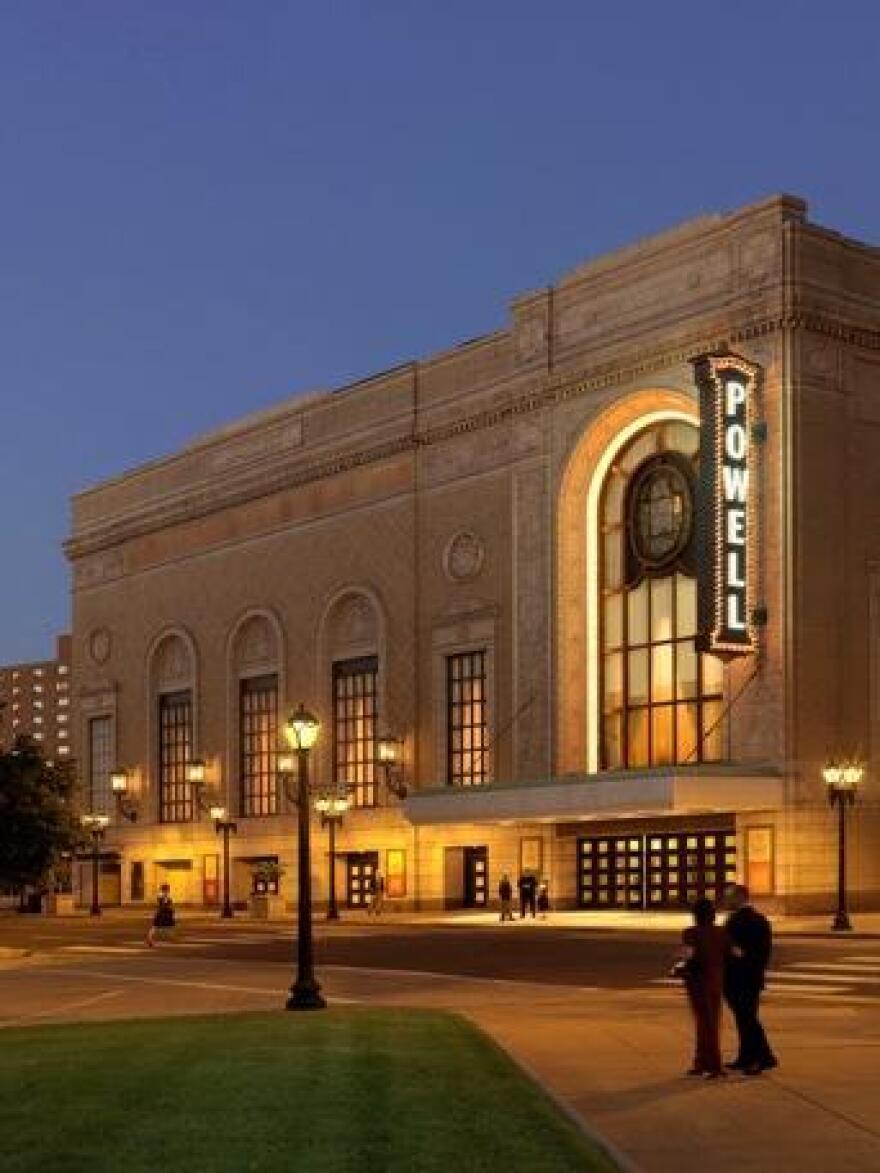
[823,760,863,933]
[80,813,110,916]
[315,784,351,921]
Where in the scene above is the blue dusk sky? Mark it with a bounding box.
[0,1,878,662]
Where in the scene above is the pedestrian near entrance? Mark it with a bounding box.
[724,884,778,1075]
[518,873,537,919]
[537,880,550,919]
[146,883,175,947]
[368,871,385,916]
[676,897,727,1079]
[498,873,514,921]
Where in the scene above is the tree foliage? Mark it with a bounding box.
[0,736,80,891]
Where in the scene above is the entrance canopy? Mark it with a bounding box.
[403,766,783,826]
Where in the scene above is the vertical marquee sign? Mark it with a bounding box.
[692,352,760,657]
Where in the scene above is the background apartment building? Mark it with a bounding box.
[0,633,73,764]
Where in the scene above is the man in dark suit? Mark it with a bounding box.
[517,873,537,919]
[723,884,778,1075]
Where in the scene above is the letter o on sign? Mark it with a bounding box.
[725,423,747,462]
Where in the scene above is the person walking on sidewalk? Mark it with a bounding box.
[677,897,727,1079]
[724,884,778,1075]
[498,873,514,921]
[146,883,175,947]
[367,871,385,917]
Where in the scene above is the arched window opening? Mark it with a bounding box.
[600,421,724,769]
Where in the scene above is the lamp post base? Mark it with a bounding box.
[220,907,233,920]
[326,907,340,921]
[89,907,102,917]
[286,978,326,1011]
[832,911,852,932]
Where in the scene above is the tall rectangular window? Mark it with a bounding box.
[240,674,278,817]
[447,651,488,786]
[333,657,377,808]
[159,690,193,823]
[88,716,113,814]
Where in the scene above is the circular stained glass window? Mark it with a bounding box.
[628,457,693,569]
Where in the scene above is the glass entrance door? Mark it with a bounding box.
[463,846,488,908]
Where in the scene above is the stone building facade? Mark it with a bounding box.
[66,194,880,915]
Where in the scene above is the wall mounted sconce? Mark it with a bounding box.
[110,767,138,822]
[377,734,407,799]
[185,758,216,814]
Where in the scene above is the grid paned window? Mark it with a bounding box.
[447,651,488,786]
[159,690,193,823]
[240,675,278,817]
[600,422,724,769]
[88,716,113,814]
[333,658,377,808]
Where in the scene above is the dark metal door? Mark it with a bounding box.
[645,831,736,908]
[463,846,488,908]
[577,836,644,909]
[347,852,379,908]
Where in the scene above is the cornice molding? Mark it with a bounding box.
[66,310,880,562]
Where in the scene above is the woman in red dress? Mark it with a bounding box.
[679,897,728,1079]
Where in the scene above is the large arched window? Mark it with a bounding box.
[600,421,724,768]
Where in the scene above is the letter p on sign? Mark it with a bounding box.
[726,379,746,417]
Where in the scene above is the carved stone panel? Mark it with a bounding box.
[326,594,379,659]
[154,634,193,690]
[233,615,277,671]
[74,551,125,589]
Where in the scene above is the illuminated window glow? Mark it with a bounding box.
[600,422,724,768]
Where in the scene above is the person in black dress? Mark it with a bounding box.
[146,883,175,947]
[724,884,778,1075]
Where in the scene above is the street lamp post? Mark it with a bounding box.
[81,813,110,916]
[315,786,351,921]
[823,760,863,933]
[210,806,238,919]
[281,703,324,1011]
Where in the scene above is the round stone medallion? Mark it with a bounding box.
[88,627,112,665]
[443,531,485,582]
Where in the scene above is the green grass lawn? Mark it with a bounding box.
[0,1009,615,1172]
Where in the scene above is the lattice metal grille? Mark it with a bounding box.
[158,691,193,823]
[240,675,278,817]
[447,650,488,786]
[333,657,377,808]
